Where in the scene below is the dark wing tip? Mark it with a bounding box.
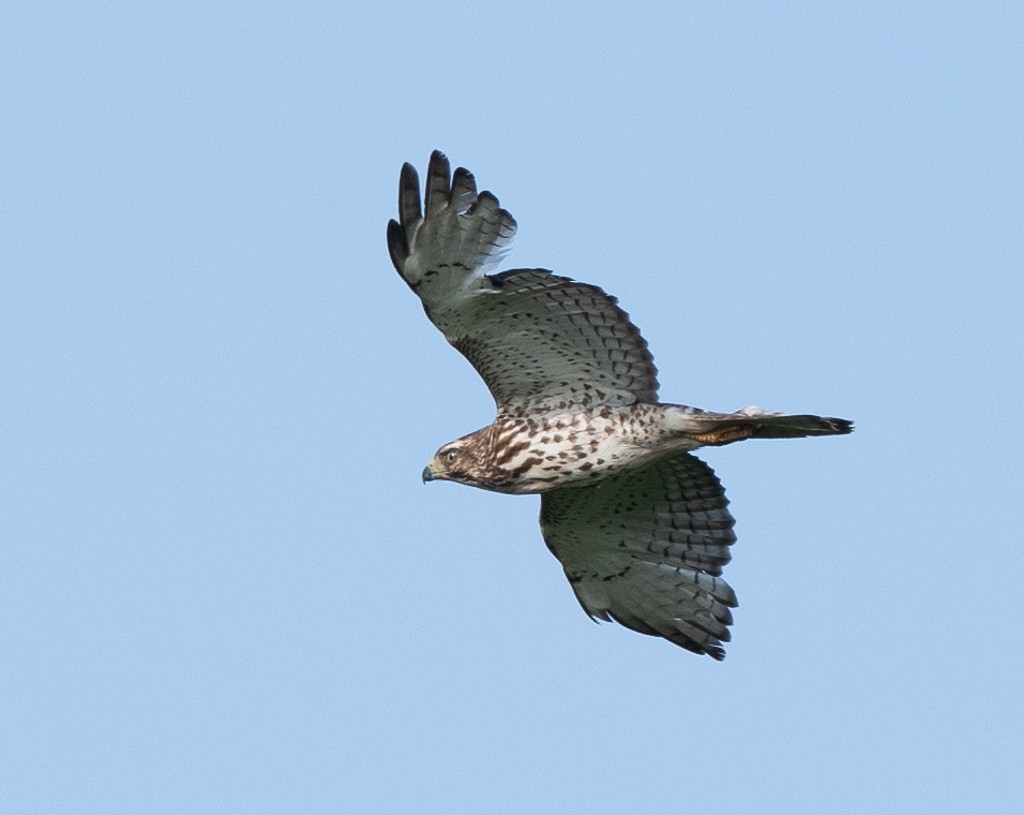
[605,609,728,660]
[398,162,422,232]
[468,191,517,233]
[387,218,409,275]
[424,151,452,217]
[450,166,478,211]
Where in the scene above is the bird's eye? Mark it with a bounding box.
[444,449,459,464]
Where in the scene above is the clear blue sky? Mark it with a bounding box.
[3,3,1022,813]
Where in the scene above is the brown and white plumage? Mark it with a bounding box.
[387,151,852,659]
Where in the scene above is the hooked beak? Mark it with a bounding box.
[422,459,444,483]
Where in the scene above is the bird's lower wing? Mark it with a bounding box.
[540,454,738,659]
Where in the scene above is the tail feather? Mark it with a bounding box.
[664,404,853,446]
[744,412,854,439]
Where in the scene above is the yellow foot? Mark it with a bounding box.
[688,426,755,446]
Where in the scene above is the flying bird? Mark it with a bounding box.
[387,151,852,659]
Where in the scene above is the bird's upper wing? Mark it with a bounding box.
[387,151,659,416]
[540,453,737,659]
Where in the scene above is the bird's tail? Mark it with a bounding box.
[663,404,853,446]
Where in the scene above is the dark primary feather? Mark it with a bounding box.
[387,151,660,416]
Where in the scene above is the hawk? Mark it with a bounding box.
[387,151,852,659]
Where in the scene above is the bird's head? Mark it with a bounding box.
[422,436,485,487]
[422,424,537,494]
